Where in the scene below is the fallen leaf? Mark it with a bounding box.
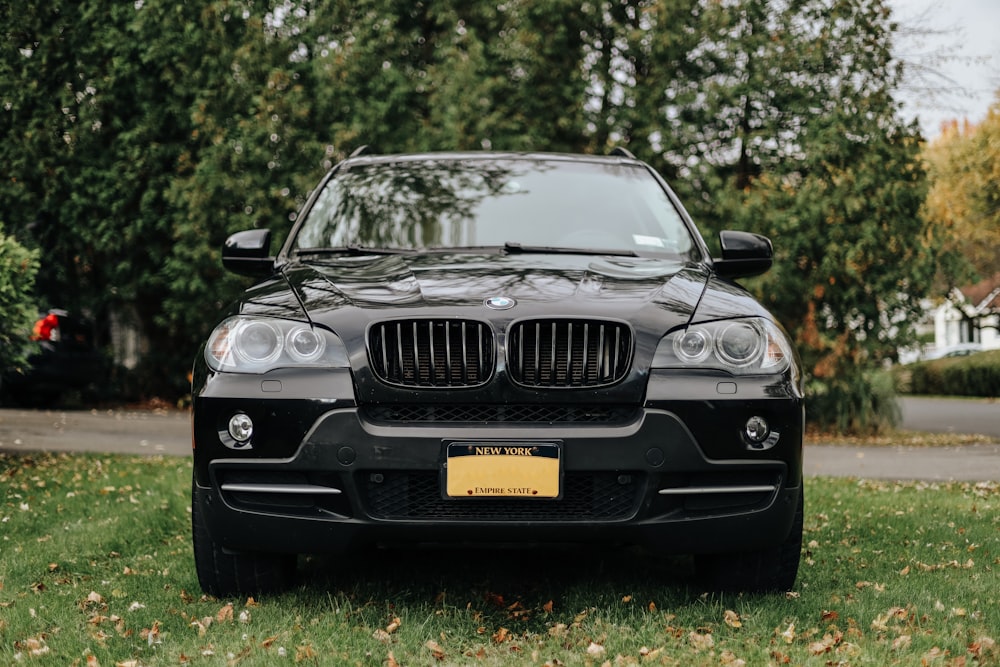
[216,603,234,622]
[968,636,996,658]
[296,644,317,661]
[542,600,554,613]
[372,629,391,643]
[808,634,838,655]
[492,627,511,643]
[720,649,746,666]
[386,651,400,667]
[425,639,446,660]
[689,631,714,651]
[779,623,796,644]
[821,610,839,622]
[921,646,946,664]
[724,610,742,628]
[386,617,401,634]
[893,635,912,651]
[585,641,606,657]
[548,623,568,638]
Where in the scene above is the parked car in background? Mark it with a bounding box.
[900,342,985,364]
[191,149,805,596]
[0,308,107,406]
[922,343,984,361]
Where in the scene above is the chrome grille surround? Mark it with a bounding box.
[507,318,633,388]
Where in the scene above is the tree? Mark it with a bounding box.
[653,0,936,432]
[0,223,39,375]
[922,98,1000,284]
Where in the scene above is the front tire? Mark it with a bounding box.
[191,475,296,597]
[694,487,803,594]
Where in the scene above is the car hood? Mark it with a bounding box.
[238,253,691,320]
[236,252,771,329]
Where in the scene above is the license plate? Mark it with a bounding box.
[445,442,561,498]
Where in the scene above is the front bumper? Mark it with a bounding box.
[193,398,802,556]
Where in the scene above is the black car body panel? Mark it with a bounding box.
[191,151,805,594]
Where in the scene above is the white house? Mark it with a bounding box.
[932,273,1000,353]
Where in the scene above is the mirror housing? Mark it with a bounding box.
[713,230,773,279]
[222,229,275,277]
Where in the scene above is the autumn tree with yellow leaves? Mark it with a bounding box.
[922,99,1000,287]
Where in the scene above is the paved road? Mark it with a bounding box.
[0,408,190,456]
[898,396,1000,438]
[1,398,998,481]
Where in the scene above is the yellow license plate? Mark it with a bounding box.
[446,442,561,498]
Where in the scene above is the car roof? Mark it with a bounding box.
[337,150,646,169]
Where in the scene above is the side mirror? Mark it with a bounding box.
[222,229,275,277]
[713,230,773,279]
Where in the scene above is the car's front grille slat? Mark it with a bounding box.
[508,318,632,388]
[369,319,494,388]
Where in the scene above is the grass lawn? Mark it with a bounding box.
[1,453,997,666]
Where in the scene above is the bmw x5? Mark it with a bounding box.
[191,149,805,596]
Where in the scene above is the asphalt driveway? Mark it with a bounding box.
[1,397,998,482]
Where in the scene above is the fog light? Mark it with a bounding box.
[228,413,254,444]
[744,415,770,444]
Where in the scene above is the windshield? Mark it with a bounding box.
[291,157,699,259]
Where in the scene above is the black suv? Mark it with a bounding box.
[191,150,804,595]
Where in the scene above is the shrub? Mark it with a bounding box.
[807,369,900,434]
[906,350,1000,398]
[0,223,39,372]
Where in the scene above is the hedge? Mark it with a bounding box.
[902,349,1000,398]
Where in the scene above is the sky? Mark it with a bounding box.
[886,0,1000,138]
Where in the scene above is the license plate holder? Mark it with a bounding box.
[445,442,561,499]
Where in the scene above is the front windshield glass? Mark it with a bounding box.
[291,158,699,259]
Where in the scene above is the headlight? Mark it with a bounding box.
[653,319,792,374]
[205,316,349,373]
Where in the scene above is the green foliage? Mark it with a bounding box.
[0,0,947,429]
[0,223,39,372]
[807,368,901,434]
[906,350,1000,398]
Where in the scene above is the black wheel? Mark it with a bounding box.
[694,487,803,594]
[191,475,296,597]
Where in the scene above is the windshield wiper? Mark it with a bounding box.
[502,241,639,257]
[295,245,412,257]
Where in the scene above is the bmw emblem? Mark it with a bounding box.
[484,296,516,310]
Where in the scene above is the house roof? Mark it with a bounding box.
[960,273,1000,312]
